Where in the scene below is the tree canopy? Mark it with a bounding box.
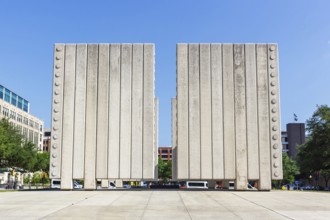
[298,105,330,186]
[282,153,300,184]
[158,157,172,182]
[0,118,49,173]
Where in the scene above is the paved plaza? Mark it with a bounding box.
[0,190,329,219]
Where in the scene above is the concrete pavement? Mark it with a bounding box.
[0,190,329,219]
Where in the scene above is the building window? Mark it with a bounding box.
[16,125,22,134]
[23,117,28,125]
[34,132,38,146]
[23,127,28,139]
[23,100,28,112]
[17,114,22,123]
[4,88,10,103]
[18,97,23,109]
[35,122,39,130]
[0,85,3,99]
[29,119,34,128]
[11,93,17,106]
[10,110,16,120]
[28,129,33,142]
[2,107,9,117]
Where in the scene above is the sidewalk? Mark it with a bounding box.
[0,190,329,219]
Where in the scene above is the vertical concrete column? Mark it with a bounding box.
[73,44,87,180]
[131,44,143,179]
[143,44,155,179]
[256,44,271,190]
[120,44,132,179]
[211,44,224,179]
[50,44,65,179]
[245,44,259,180]
[176,44,189,179]
[101,179,108,188]
[96,44,109,179]
[172,98,177,180]
[154,97,159,180]
[268,44,283,180]
[61,44,76,189]
[108,44,121,179]
[188,44,201,179]
[222,44,236,180]
[222,180,230,189]
[84,44,98,189]
[233,44,248,190]
[200,44,212,179]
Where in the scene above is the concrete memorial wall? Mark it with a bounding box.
[173,43,282,190]
[50,43,157,190]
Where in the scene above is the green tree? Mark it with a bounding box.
[0,118,38,171]
[158,157,172,182]
[282,153,300,184]
[32,152,50,173]
[298,105,330,187]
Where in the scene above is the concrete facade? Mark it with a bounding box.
[174,43,282,190]
[50,44,157,189]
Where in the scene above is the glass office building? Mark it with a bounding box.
[0,84,29,113]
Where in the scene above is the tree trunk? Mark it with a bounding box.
[323,175,329,188]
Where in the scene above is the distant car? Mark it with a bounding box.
[186,181,208,189]
[247,183,257,190]
[123,184,131,189]
[109,181,116,189]
[51,179,61,189]
[73,181,83,189]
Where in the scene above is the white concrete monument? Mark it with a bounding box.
[173,43,282,190]
[50,43,157,190]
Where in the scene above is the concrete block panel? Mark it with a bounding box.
[188,44,201,179]
[210,44,224,180]
[233,44,248,190]
[245,44,259,180]
[60,44,76,190]
[268,44,282,180]
[174,43,281,190]
[172,98,177,181]
[50,43,156,189]
[176,44,189,179]
[143,44,155,179]
[119,44,132,179]
[131,44,143,179]
[84,44,98,189]
[108,44,121,179]
[96,44,109,179]
[72,44,87,179]
[50,44,65,179]
[200,44,212,179]
[222,44,236,180]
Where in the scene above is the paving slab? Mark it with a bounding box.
[0,191,329,219]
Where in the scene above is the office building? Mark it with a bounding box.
[158,146,172,161]
[43,128,51,152]
[281,123,305,158]
[0,84,44,150]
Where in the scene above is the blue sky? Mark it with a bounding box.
[1,0,329,146]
